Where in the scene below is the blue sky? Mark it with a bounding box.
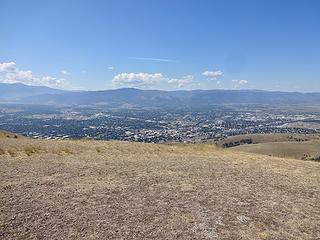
[1,0,320,91]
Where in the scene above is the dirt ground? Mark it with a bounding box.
[0,136,319,239]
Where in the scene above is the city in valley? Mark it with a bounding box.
[1,103,320,143]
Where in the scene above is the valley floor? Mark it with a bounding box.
[0,135,319,239]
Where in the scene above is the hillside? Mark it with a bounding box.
[0,133,319,239]
[217,134,320,161]
[0,129,22,139]
[233,140,320,161]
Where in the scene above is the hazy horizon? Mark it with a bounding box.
[3,81,320,94]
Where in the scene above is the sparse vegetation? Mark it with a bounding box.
[7,149,17,157]
[0,132,319,239]
[0,148,5,155]
[258,232,269,240]
[232,140,320,161]
[61,148,73,154]
[221,138,253,148]
[309,154,320,161]
[24,146,42,156]
[216,133,320,148]
[217,134,320,161]
[95,146,104,153]
[0,130,22,139]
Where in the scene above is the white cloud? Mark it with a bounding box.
[232,79,249,88]
[0,62,17,72]
[61,70,70,75]
[108,66,114,70]
[168,75,194,88]
[112,72,166,87]
[0,62,69,89]
[112,72,193,89]
[202,70,223,80]
[41,76,68,88]
[239,80,248,85]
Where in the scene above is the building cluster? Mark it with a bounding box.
[1,105,319,142]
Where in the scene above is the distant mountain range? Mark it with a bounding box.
[1,82,320,107]
[0,83,64,101]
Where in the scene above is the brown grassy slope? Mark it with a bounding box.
[0,130,22,139]
[0,136,319,239]
[232,140,320,160]
[216,133,320,148]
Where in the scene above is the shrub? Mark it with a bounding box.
[95,147,104,153]
[0,148,5,155]
[310,155,320,161]
[7,149,17,157]
[62,148,73,154]
[24,146,41,156]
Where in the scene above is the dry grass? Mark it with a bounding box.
[232,140,320,161]
[7,149,17,157]
[0,130,21,139]
[216,133,320,148]
[24,146,42,156]
[0,133,319,239]
[216,133,320,161]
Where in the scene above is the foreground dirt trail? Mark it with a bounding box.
[0,138,319,239]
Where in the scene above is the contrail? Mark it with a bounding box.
[130,57,178,63]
